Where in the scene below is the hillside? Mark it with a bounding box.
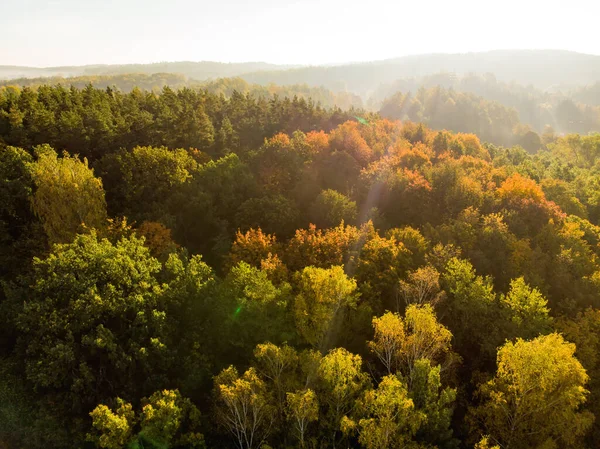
[4,50,600,91]
[0,61,289,81]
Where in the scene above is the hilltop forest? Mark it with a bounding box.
[1,77,600,449]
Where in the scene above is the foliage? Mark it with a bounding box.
[471,333,593,449]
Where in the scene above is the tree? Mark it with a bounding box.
[410,359,457,449]
[318,348,370,448]
[368,306,454,381]
[341,375,423,449]
[97,145,198,221]
[402,304,454,383]
[88,399,135,449]
[441,258,504,363]
[226,228,279,270]
[472,333,593,449]
[368,312,405,375]
[138,389,204,448]
[221,262,295,362]
[0,145,45,281]
[30,146,107,244]
[214,366,275,449]
[88,390,204,449]
[11,232,170,419]
[286,389,319,448]
[356,234,412,311]
[309,189,358,228]
[398,265,445,310]
[500,277,552,339]
[253,342,299,426]
[294,265,359,350]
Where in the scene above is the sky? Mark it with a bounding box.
[1,0,599,67]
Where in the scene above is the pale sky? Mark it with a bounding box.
[1,0,599,67]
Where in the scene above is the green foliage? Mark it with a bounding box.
[410,359,457,449]
[500,277,552,338]
[0,145,45,281]
[309,189,358,228]
[30,146,107,244]
[3,81,600,449]
[10,232,170,423]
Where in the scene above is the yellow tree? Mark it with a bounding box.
[398,265,445,310]
[402,304,453,382]
[341,375,423,449]
[318,348,370,448]
[214,366,275,449]
[368,306,453,382]
[30,146,107,244]
[286,389,319,448]
[472,333,592,449]
[253,343,299,425]
[294,265,359,350]
[368,312,405,374]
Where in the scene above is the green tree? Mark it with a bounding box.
[11,233,170,422]
[500,277,552,339]
[309,189,358,228]
[0,145,45,282]
[411,359,457,449]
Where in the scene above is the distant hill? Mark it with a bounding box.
[3,51,600,92]
[240,50,600,96]
[0,61,289,81]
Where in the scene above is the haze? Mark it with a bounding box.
[2,0,600,67]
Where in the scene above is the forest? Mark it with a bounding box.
[1,79,600,449]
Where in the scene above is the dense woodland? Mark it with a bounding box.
[1,80,600,449]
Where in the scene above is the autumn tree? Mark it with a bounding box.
[89,389,204,449]
[214,366,275,449]
[253,342,299,428]
[30,146,107,244]
[402,304,454,383]
[368,306,454,382]
[317,348,370,448]
[472,333,593,449]
[286,389,319,448]
[341,375,423,449]
[368,312,405,374]
[294,265,359,350]
[398,265,445,310]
